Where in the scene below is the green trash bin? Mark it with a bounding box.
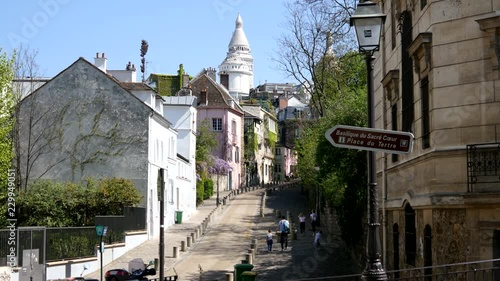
[241,271,257,281]
[234,263,253,281]
[175,211,183,224]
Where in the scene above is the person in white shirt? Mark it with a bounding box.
[278,216,290,250]
[298,213,306,235]
[310,210,318,233]
[266,229,273,252]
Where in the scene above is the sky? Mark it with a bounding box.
[1,0,294,85]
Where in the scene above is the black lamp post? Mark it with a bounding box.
[350,1,387,281]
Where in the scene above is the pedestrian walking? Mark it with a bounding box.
[266,229,273,252]
[278,216,290,251]
[310,210,318,233]
[298,213,306,235]
[314,230,322,248]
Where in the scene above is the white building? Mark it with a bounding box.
[218,14,254,101]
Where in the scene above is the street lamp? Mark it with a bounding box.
[350,1,387,281]
[261,156,265,188]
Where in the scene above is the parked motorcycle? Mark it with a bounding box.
[104,259,156,281]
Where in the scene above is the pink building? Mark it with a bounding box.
[189,72,244,190]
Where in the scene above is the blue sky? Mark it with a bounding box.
[1,0,293,85]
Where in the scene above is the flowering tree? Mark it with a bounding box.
[208,156,232,206]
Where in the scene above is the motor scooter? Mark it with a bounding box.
[104,259,156,281]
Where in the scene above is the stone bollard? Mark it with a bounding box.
[252,239,258,250]
[181,241,186,252]
[223,198,227,205]
[191,232,196,243]
[245,253,253,264]
[225,272,234,281]
[187,236,192,247]
[248,249,255,262]
[173,246,179,258]
[196,227,200,239]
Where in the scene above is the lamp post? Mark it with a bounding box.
[350,1,387,281]
[261,157,265,188]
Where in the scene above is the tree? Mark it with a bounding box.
[208,156,232,206]
[273,0,356,117]
[10,46,67,190]
[0,48,16,227]
[195,120,217,176]
[294,51,368,250]
[140,39,149,82]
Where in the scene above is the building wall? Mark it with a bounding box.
[377,0,500,269]
[18,59,150,202]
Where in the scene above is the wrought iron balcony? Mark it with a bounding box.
[467,143,500,192]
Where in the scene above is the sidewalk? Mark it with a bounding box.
[84,188,236,280]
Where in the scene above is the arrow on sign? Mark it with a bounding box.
[325,125,414,154]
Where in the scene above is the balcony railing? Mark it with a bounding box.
[467,143,500,192]
[284,258,500,281]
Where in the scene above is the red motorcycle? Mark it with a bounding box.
[105,259,156,281]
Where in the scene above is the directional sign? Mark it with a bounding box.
[325,125,414,154]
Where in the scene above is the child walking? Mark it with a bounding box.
[314,230,322,248]
[266,229,273,252]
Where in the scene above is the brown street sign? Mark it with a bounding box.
[325,125,414,154]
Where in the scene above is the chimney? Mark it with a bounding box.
[206,67,217,82]
[94,52,107,72]
[182,74,190,88]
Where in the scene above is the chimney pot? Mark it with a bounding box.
[96,52,99,58]
[102,53,105,58]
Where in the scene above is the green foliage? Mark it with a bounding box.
[0,49,15,227]
[268,131,277,151]
[295,51,369,248]
[196,179,205,206]
[203,178,214,200]
[196,120,217,177]
[16,178,142,227]
[150,74,181,96]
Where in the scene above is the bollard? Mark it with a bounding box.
[196,227,200,239]
[173,246,179,258]
[191,232,196,243]
[181,241,186,252]
[245,253,253,264]
[187,236,192,247]
[252,239,258,250]
[248,249,255,262]
[225,272,234,281]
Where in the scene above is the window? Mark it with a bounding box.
[391,0,396,50]
[420,0,427,10]
[212,118,222,131]
[228,146,233,162]
[421,77,430,149]
[405,204,416,266]
[392,104,399,162]
[235,147,240,163]
[275,148,281,156]
[232,120,237,136]
[276,165,282,173]
[401,11,414,133]
[169,137,175,158]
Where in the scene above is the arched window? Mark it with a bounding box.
[424,224,432,281]
[405,204,416,266]
[393,223,400,279]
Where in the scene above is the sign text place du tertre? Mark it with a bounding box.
[325,125,414,154]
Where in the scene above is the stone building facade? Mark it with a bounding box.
[373,0,500,272]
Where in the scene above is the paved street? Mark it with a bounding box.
[85,184,358,281]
